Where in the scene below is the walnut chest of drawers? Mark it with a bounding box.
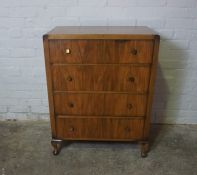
[43,26,160,157]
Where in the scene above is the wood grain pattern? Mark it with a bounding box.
[52,65,150,93]
[49,40,153,64]
[49,40,103,64]
[143,35,160,140]
[46,26,157,40]
[54,93,147,116]
[43,26,160,156]
[43,35,57,137]
[56,117,144,140]
[104,40,154,64]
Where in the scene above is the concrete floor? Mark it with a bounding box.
[0,121,196,175]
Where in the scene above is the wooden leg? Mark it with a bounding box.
[51,139,63,155]
[140,141,149,158]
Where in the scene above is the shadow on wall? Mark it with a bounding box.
[152,38,188,124]
[152,64,169,124]
[150,37,188,146]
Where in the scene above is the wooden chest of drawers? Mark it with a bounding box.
[43,26,160,157]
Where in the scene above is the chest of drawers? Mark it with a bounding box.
[43,26,160,157]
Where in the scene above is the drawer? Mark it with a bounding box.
[49,40,153,64]
[52,65,150,93]
[49,40,103,63]
[54,93,147,116]
[56,117,144,140]
[105,40,154,64]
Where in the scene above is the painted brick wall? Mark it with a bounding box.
[0,0,197,123]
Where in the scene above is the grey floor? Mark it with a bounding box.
[0,121,196,175]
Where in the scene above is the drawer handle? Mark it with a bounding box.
[131,48,138,55]
[68,127,74,132]
[64,48,71,54]
[125,127,131,132]
[67,76,73,82]
[68,102,74,108]
[128,76,135,82]
[127,103,133,110]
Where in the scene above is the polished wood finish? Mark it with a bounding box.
[54,93,147,116]
[56,117,144,140]
[49,40,103,64]
[46,26,157,39]
[43,35,56,137]
[49,40,153,64]
[43,26,160,157]
[112,40,154,64]
[52,65,150,93]
[143,35,160,140]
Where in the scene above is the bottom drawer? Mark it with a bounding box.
[56,117,144,140]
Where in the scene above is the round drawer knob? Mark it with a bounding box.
[64,48,71,54]
[68,102,74,108]
[68,127,74,132]
[127,103,133,110]
[125,127,131,132]
[67,76,73,82]
[128,76,135,82]
[131,48,138,55]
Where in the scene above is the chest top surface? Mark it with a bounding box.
[44,26,159,40]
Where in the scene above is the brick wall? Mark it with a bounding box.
[0,0,197,123]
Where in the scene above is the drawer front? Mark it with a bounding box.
[49,40,103,63]
[105,40,154,64]
[54,93,147,116]
[56,117,144,140]
[49,40,153,64]
[52,65,150,93]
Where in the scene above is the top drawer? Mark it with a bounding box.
[49,40,154,64]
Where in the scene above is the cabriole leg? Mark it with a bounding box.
[51,139,63,155]
[140,141,149,158]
